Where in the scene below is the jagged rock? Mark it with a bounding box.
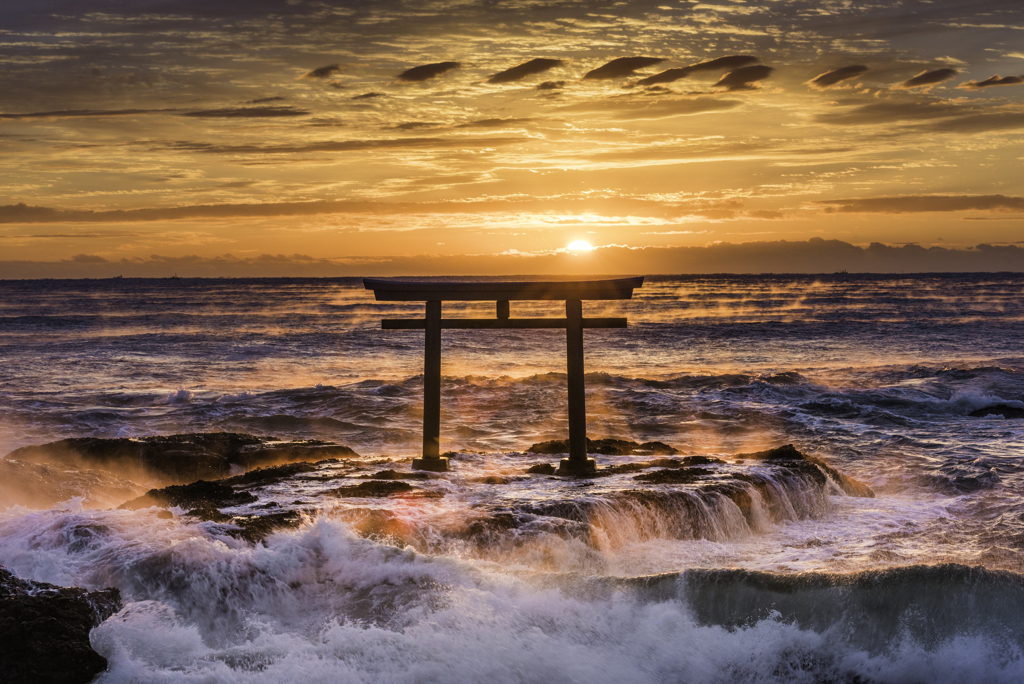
[221,461,320,487]
[228,511,308,544]
[969,404,1024,419]
[634,467,715,484]
[0,567,121,684]
[327,480,417,497]
[5,432,360,486]
[119,479,257,511]
[358,469,429,480]
[604,456,726,475]
[0,458,143,510]
[527,438,679,456]
[738,444,874,498]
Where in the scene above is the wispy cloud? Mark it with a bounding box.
[959,75,1024,90]
[487,58,563,84]
[715,65,774,91]
[397,61,460,82]
[807,65,869,89]
[896,68,958,89]
[584,57,665,80]
[300,64,342,79]
[818,194,1024,213]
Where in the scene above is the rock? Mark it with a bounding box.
[327,480,417,497]
[526,438,679,456]
[634,467,715,484]
[119,479,258,512]
[0,458,144,510]
[969,404,1024,419]
[0,566,121,684]
[5,432,360,486]
[357,469,429,480]
[327,480,444,498]
[526,463,556,475]
[221,461,320,487]
[228,511,308,544]
[739,444,874,498]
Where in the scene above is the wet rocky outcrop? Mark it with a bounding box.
[6,432,360,486]
[527,438,678,456]
[0,458,144,510]
[737,444,874,498]
[969,404,1024,419]
[327,480,436,497]
[0,566,121,684]
[118,460,342,542]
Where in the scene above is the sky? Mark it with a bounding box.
[2,0,1024,276]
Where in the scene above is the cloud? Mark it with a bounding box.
[635,68,690,87]
[455,118,534,128]
[896,68,958,89]
[958,75,1024,90]
[537,81,565,90]
[559,96,740,120]
[927,110,1024,134]
[0,108,170,120]
[2,106,308,120]
[715,65,774,91]
[488,58,563,84]
[633,56,760,87]
[246,96,286,104]
[159,136,525,155]
[818,194,1024,214]
[686,55,759,74]
[815,100,965,126]
[5,240,1024,278]
[583,57,665,80]
[68,254,108,263]
[352,92,385,100]
[397,61,460,82]
[181,107,309,118]
[806,65,869,89]
[301,64,342,79]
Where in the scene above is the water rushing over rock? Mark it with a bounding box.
[2,275,1024,681]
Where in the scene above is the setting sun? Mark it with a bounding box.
[567,240,594,252]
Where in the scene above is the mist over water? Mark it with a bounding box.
[1,274,1024,682]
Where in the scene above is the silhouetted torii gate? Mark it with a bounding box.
[364,277,644,476]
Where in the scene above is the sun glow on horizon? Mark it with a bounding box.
[567,240,594,252]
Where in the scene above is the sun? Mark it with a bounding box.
[567,240,594,252]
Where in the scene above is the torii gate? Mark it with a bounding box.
[364,277,644,476]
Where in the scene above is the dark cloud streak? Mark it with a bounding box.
[488,58,563,84]
[584,57,665,80]
[819,194,1024,214]
[301,64,342,79]
[897,68,958,89]
[397,62,460,82]
[715,65,774,91]
[807,65,869,89]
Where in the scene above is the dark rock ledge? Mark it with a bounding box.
[0,566,121,684]
[5,432,360,487]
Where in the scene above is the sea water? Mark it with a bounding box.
[1,274,1023,682]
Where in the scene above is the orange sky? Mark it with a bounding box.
[2,0,1024,276]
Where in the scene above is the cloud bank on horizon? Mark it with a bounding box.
[1,0,1023,275]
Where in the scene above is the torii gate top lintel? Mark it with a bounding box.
[363,276,643,301]
[363,277,644,476]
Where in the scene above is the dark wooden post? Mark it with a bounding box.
[559,299,596,475]
[414,300,448,471]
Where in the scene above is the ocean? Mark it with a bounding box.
[1,274,1023,683]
